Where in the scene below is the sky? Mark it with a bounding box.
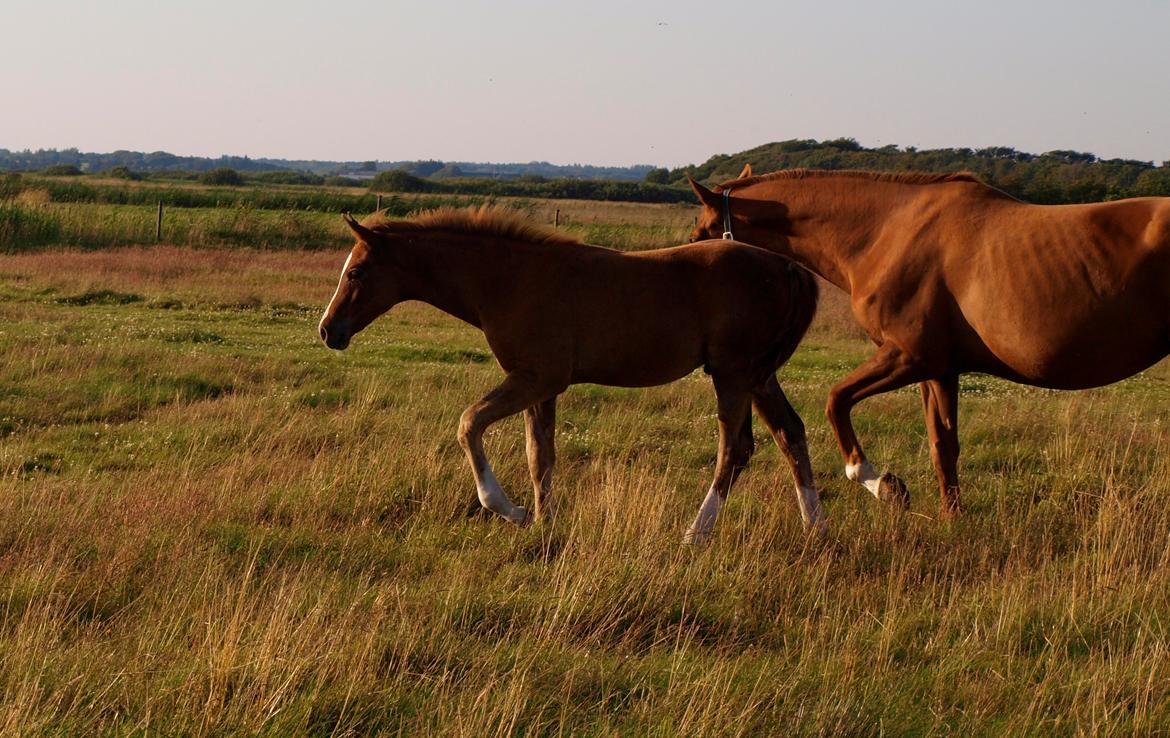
[3,0,1168,168]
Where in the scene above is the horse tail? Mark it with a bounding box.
[772,261,819,367]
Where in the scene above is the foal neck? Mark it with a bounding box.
[390,229,521,329]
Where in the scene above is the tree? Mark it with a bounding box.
[399,160,445,177]
[108,166,142,181]
[369,169,434,193]
[200,168,243,186]
[644,168,670,184]
[42,164,82,176]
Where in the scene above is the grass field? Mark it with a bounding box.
[1,188,695,252]
[1,192,1169,735]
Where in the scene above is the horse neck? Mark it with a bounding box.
[392,231,506,328]
[743,177,908,290]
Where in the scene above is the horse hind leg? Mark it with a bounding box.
[684,383,753,544]
[523,397,557,522]
[921,376,962,517]
[751,375,825,531]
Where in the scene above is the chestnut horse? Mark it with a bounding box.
[318,206,823,541]
[690,166,1170,517]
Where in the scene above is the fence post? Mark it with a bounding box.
[376,193,383,212]
[554,209,560,228]
[156,201,163,242]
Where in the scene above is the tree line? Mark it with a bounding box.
[670,138,1170,204]
[7,139,1170,205]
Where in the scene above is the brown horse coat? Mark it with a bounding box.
[690,167,1170,515]
[319,206,823,539]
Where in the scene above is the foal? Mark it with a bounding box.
[319,207,823,541]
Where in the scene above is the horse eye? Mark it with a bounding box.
[347,267,363,281]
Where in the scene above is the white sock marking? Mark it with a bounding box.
[684,486,723,544]
[477,463,528,525]
[797,484,826,531]
[846,461,883,499]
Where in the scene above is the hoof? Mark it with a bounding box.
[939,497,963,520]
[512,507,532,527]
[805,517,830,538]
[877,473,910,509]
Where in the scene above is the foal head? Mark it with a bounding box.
[318,214,401,350]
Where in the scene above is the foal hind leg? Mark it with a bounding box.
[826,344,926,509]
[752,375,824,531]
[458,373,558,526]
[684,382,753,544]
[524,397,557,522]
[921,376,962,517]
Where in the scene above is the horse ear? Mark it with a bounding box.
[737,163,753,179]
[343,213,379,244]
[687,175,721,209]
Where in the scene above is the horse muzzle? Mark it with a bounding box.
[319,321,351,351]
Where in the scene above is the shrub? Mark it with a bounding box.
[0,172,22,200]
[42,164,82,177]
[200,168,243,186]
[369,170,436,193]
[0,200,62,251]
[108,166,142,181]
[250,171,325,186]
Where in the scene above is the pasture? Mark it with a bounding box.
[0,193,1168,735]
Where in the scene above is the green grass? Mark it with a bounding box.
[0,196,693,253]
[0,234,1168,734]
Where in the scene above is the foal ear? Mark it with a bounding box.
[342,213,380,244]
[737,163,753,179]
[686,175,721,209]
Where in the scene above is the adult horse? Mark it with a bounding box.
[690,165,1170,517]
[318,206,823,541]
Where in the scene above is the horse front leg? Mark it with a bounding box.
[458,373,557,526]
[921,376,962,517]
[523,397,557,522]
[826,344,926,509]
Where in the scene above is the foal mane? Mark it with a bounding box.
[362,205,582,246]
[717,168,982,191]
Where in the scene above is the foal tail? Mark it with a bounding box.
[772,262,819,367]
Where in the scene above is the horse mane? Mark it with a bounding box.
[716,168,983,191]
[362,205,582,246]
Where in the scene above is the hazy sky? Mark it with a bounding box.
[4,0,1168,167]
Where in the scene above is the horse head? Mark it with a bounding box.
[318,214,401,350]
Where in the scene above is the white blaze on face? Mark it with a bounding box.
[476,461,528,525]
[684,485,723,544]
[320,252,352,331]
[845,460,883,499]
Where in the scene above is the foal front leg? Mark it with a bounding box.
[523,397,557,522]
[684,384,752,544]
[458,373,556,526]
